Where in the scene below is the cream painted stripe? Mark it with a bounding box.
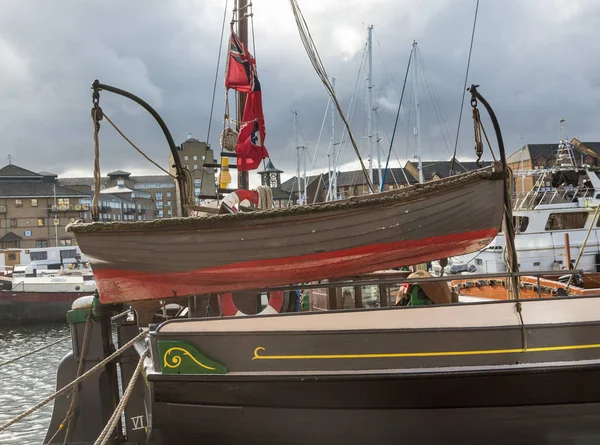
[159,297,600,333]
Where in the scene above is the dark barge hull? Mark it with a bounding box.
[148,364,600,445]
[145,297,600,444]
[0,292,89,324]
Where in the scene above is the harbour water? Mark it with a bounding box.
[0,323,71,445]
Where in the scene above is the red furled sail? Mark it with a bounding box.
[225,31,268,170]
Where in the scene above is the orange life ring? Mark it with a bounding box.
[219,291,285,316]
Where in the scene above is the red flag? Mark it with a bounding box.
[225,32,260,93]
[236,91,268,171]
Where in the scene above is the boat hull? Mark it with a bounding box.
[0,291,89,324]
[148,367,600,445]
[69,169,504,303]
[144,296,600,444]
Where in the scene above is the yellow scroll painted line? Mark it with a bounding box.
[252,343,600,361]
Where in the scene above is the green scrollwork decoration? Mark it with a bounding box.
[157,340,227,375]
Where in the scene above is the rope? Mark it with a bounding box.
[93,352,147,445]
[0,330,146,435]
[102,112,176,179]
[207,0,230,144]
[450,0,480,174]
[92,110,101,222]
[61,310,94,444]
[288,0,373,193]
[0,335,70,369]
[565,203,600,290]
[256,185,273,210]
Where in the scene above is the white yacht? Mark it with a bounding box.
[433,138,600,275]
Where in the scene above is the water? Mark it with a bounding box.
[0,323,71,445]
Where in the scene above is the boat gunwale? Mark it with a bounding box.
[67,167,503,233]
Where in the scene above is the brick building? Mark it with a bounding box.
[0,165,90,249]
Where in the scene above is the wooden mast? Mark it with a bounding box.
[237,0,249,190]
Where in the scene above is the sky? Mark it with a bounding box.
[0,0,599,186]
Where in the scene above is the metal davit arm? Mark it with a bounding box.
[91,80,188,215]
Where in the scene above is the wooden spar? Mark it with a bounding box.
[565,233,572,269]
[237,0,249,190]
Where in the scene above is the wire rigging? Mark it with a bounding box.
[381,47,413,191]
[288,0,373,192]
[450,0,480,173]
[206,0,230,145]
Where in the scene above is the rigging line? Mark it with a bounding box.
[250,2,257,63]
[102,112,176,179]
[207,0,230,144]
[450,0,480,173]
[332,43,367,169]
[288,0,373,192]
[418,55,452,156]
[309,98,331,203]
[381,47,413,191]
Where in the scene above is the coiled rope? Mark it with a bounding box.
[0,330,146,435]
[256,185,273,210]
[0,335,71,369]
[93,352,147,445]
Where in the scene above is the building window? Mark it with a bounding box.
[184,155,189,161]
[167,192,171,197]
[30,251,48,261]
[57,198,70,210]
[9,219,17,228]
[37,218,45,227]
[117,179,125,186]
[167,208,172,215]
[193,164,198,169]
[194,179,201,185]
[156,202,163,209]
[546,212,587,231]
[15,199,22,207]
[158,210,164,218]
[31,199,38,207]
[193,155,198,161]
[156,192,163,201]
[36,240,49,248]
[167,201,171,207]
[59,239,72,246]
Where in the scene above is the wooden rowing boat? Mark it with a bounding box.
[67,166,505,304]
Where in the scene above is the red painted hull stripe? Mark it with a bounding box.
[94,228,497,303]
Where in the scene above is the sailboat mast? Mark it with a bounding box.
[237,0,249,190]
[330,76,337,200]
[412,41,423,184]
[366,25,374,186]
[294,111,301,204]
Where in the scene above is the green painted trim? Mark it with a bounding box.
[157,340,227,375]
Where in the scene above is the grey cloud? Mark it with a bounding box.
[0,0,599,185]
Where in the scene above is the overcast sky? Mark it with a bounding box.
[1,0,598,185]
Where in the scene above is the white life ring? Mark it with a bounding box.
[219,291,285,316]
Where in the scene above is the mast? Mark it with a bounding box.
[412,41,423,184]
[236,0,249,190]
[366,25,374,186]
[294,111,301,204]
[329,76,337,201]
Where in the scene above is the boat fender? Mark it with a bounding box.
[221,190,260,212]
[219,291,285,317]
